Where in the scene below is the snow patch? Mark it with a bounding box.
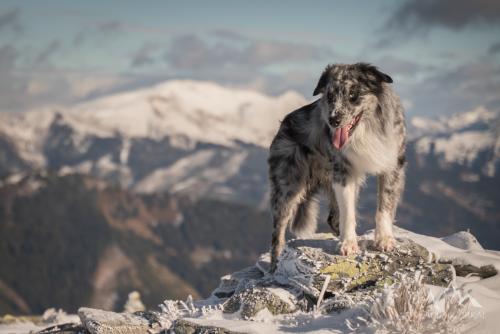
[134,149,248,196]
[416,131,495,166]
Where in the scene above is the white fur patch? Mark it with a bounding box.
[345,121,398,175]
[333,181,357,241]
[375,210,393,238]
[292,196,319,238]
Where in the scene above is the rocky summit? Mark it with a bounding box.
[9,227,496,334]
[215,233,454,319]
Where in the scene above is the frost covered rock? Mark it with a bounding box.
[25,228,495,334]
[206,233,457,320]
[223,287,297,318]
[172,319,242,334]
[453,264,497,279]
[212,266,264,299]
[78,307,151,334]
[269,234,454,308]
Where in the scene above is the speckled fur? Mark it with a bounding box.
[269,63,407,271]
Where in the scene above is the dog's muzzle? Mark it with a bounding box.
[328,115,341,127]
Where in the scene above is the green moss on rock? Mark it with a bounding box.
[223,287,295,319]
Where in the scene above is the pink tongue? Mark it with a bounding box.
[333,126,349,149]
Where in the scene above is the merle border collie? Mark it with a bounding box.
[268,63,406,271]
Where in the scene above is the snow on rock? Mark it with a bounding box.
[2,227,499,334]
[0,309,80,334]
[78,307,151,334]
[154,228,499,333]
[442,231,485,251]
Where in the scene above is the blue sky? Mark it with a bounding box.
[0,0,499,117]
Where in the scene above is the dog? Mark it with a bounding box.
[268,63,406,271]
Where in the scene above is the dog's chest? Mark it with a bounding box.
[343,127,398,175]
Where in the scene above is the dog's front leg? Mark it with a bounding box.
[333,180,359,255]
[375,166,405,252]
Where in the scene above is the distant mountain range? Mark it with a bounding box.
[394,107,499,247]
[0,80,497,206]
[0,80,304,206]
[0,80,498,314]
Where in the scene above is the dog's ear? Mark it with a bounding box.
[313,65,334,96]
[358,63,393,84]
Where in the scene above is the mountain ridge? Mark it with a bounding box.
[0,79,497,198]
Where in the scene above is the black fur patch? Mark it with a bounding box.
[313,65,334,96]
[332,155,352,186]
[397,154,406,168]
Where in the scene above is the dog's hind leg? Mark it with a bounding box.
[375,158,406,251]
[269,179,307,272]
[290,185,319,238]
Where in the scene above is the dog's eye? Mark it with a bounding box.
[349,92,358,103]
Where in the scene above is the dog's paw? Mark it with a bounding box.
[375,235,396,252]
[338,238,359,256]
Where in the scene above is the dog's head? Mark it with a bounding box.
[313,63,393,149]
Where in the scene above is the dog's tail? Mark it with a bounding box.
[290,195,319,238]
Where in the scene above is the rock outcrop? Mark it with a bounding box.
[16,229,492,334]
[213,233,454,318]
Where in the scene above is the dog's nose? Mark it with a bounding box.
[329,115,341,127]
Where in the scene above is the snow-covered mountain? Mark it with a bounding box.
[0,80,305,204]
[1,80,498,199]
[411,106,499,177]
[0,80,304,162]
[0,80,498,246]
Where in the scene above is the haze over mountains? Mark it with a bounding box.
[0,80,498,314]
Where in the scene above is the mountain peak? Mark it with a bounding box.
[24,79,306,147]
[411,106,498,137]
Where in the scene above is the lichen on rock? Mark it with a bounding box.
[223,287,297,319]
[172,319,243,334]
[271,234,455,309]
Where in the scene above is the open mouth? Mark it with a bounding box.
[332,113,363,150]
